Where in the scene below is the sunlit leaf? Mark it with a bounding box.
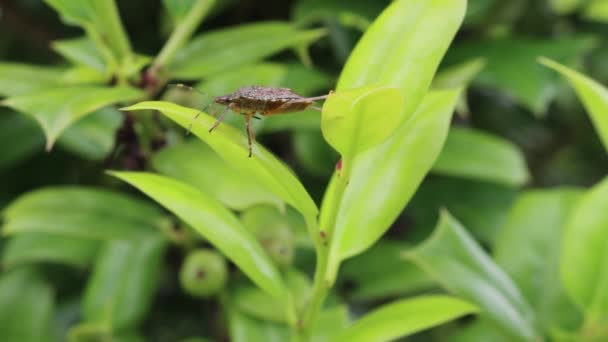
[170,22,325,79]
[110,172,290,304]
[337,0,466,125]
[561,176,608,326]
[338,295,478,342]
[321,86,403,161]
[122,101,318,225]
[583,0,608,22]
[494,189,583,331]
[2,86,142,150]
[152,139,283,211]
[432,127,530,187]
[550,0,585,14]
[0,62,65,97]
[405,211,541,341]
[539,57,608,153]
[326,89,459,281]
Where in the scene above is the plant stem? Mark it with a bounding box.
[299,158,353,337]
[151,0,214,73]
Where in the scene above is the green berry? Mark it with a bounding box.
[179,249,227,298]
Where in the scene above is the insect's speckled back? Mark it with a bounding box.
[233,86,303,101]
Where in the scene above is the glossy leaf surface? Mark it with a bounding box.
[494,189,583,331]
[432,127,530,187]
[327,89,459,279]
[152,139,283,211]
[337,0,466,124]
[561,176,608,325]
[405,211,541,341]
[540,57,608,153]
[321,86,403,160]
[110,172,289,301]
[2,86,142,149]
[338,295,478,342]
[122,101,317,223]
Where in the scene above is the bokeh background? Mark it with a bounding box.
[1,0,607,341]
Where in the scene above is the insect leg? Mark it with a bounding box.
[186,111,203,135]
[245,115,255,158]
[209,106,229,133]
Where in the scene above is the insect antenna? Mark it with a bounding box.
[167,83,216,134]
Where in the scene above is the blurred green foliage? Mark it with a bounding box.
[1,0,608,341]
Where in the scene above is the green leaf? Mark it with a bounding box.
[340,241,434,302]
[0,111,44,171]
[163,0,201,21]
[539,57,608,153]
[561,176,608,326]
[2,86,143,150]
[494,189,583,332]
[338,295,478,342]
[432,127,530,187]
[446,37,596,114]
[58,107,123,161]
[152,139,283,211]
[2,187,166,240]
[583,0,608,22]
[122,101,318,224]
[110,172,290,303]
[450,318,514,342]
[0,62,65,97]
[226,303,291,342]
[337,0,466,125]
[434,58,487,90]
[83,236,167,331]
[405,211,541,341]
[0,268,54,342]
[52,36,106,72]
[326,89,459,280]
[310,305,350,342]
[321,86,404,160]
[231,270,310,324]
[2,233,100,269]
[169,22,325,79]
[44,0,133,71]
[550,0,585,14]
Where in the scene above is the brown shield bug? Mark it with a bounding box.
[173,84,329,157]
